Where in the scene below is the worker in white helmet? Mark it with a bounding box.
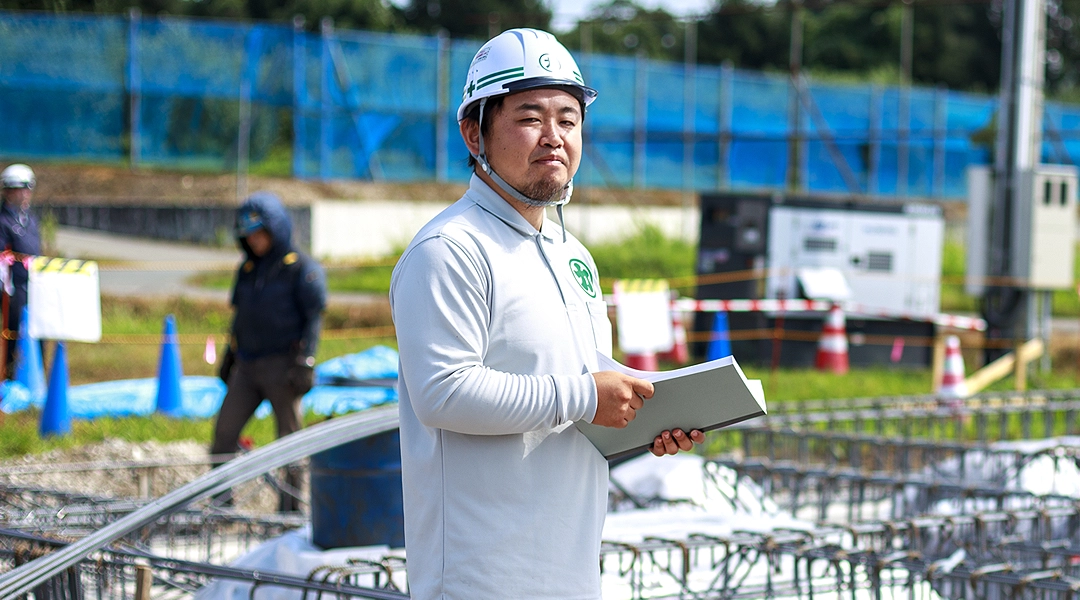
[390,29,704,599]
[0,163,41,378]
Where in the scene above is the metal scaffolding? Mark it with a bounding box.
[3,390,1080,598]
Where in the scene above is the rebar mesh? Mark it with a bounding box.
[3,390,1080,598]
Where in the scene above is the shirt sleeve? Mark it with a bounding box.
[295,257,327,358]
[391,235,597,436]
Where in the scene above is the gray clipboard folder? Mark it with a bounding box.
[576,353,768,460]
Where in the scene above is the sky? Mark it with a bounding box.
[548,0,715,33]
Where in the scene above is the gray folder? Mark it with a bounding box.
[576,353,767,460]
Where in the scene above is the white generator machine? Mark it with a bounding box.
[765,203,944,316]
[696,193,945,368]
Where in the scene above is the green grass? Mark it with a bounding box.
[6,227,1079,460]
[189,260,398,295]
[190,225,1078,317]
[589,224,698,293]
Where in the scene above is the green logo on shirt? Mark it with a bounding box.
[569,259,597,298]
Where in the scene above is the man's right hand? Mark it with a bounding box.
[218,346,235,384]
[590,371,653,428]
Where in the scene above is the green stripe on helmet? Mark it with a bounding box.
[476,67,525,87]
[477,72,526,90]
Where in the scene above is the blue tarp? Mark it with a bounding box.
[0,345,399,420]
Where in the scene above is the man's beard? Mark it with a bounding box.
[516,177,568,207]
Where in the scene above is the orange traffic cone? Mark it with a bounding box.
[624,352,659,371]
[657,308,689,365]
[937,335,968,400]
[815,305,849,374]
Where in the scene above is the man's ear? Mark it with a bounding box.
[460,119,480,157]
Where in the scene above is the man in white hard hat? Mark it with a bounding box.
[390,29,704,599]
[0,164,41,378]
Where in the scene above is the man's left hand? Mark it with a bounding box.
[288,356,315,395]
[649,428,706,456]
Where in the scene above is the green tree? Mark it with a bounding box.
[0,0,402,31]
[1046,0,1080,95]
[695,0,789,72]
[803,2,897,74]
[563,0,687,63]
[246,0,401,31]
[907,2,1000,92]
[399,0,551,40]
[695,0,1002,92]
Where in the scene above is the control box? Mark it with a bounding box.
[1014,165,1078,290]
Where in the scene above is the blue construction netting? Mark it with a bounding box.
[2,9,1079,200]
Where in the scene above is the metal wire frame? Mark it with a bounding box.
[0,406,401,598]
[5,391,1080,598]
[716,389,1080,518]
[0,482,305,561]
[595,508,1080,600]
[0,527,409,599]
[8,509,1080,600]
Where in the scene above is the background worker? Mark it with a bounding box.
[211,191,326,512]
[390,29,704,599]
[0,164,41,379]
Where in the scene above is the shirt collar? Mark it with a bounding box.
[465,174,562,242]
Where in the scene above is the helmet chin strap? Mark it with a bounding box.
[473,97,573,242]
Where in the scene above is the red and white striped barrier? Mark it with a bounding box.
[659,298,987,332]
[670,298,833,314]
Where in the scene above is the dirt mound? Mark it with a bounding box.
[27,163,689,208]
[29,163,464,207]
[0,438,291,514]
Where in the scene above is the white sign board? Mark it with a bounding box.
[28,257,102,342]
[614,279,673,354]
[796,267,851,301]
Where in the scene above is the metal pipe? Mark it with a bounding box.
[0,405,399,597]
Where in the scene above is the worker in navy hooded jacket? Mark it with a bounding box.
[211,191,327,512]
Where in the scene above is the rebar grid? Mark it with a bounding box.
[4,392,1080,598]
[764,389,1080,440]
[721,389,1080,522]
[597,508,1080,600]
[0,527,409,599]
[8,511,1080,600]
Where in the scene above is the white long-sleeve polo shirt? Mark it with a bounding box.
[390,175,614,600]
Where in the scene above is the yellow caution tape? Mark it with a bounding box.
[30,256,97,275]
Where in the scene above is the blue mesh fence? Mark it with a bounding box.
[4,9,1080,200]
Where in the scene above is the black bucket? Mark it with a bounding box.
[309,429,405,549]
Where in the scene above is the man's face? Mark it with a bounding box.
[244,228,273,257]
[473,88,582,204]
[2,187,32,210]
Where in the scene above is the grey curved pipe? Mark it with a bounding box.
[0,404,400,598]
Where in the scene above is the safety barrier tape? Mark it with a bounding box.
[663,298,987,331]
[32,326,399,345]
[30,256,97,275]
[613,279,669,294]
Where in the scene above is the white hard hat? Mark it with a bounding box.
[457,28,596,122]
[1,164,35,190]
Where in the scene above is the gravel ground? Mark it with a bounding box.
[0,439,301,515]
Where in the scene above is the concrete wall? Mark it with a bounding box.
[41,200,699,259]
[44,204,313,251]
[310,199,699,259]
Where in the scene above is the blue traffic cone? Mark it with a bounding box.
[15,305,46,404]
[155,314,184,417]
[40,342,70,437]
[705,311,732,361]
